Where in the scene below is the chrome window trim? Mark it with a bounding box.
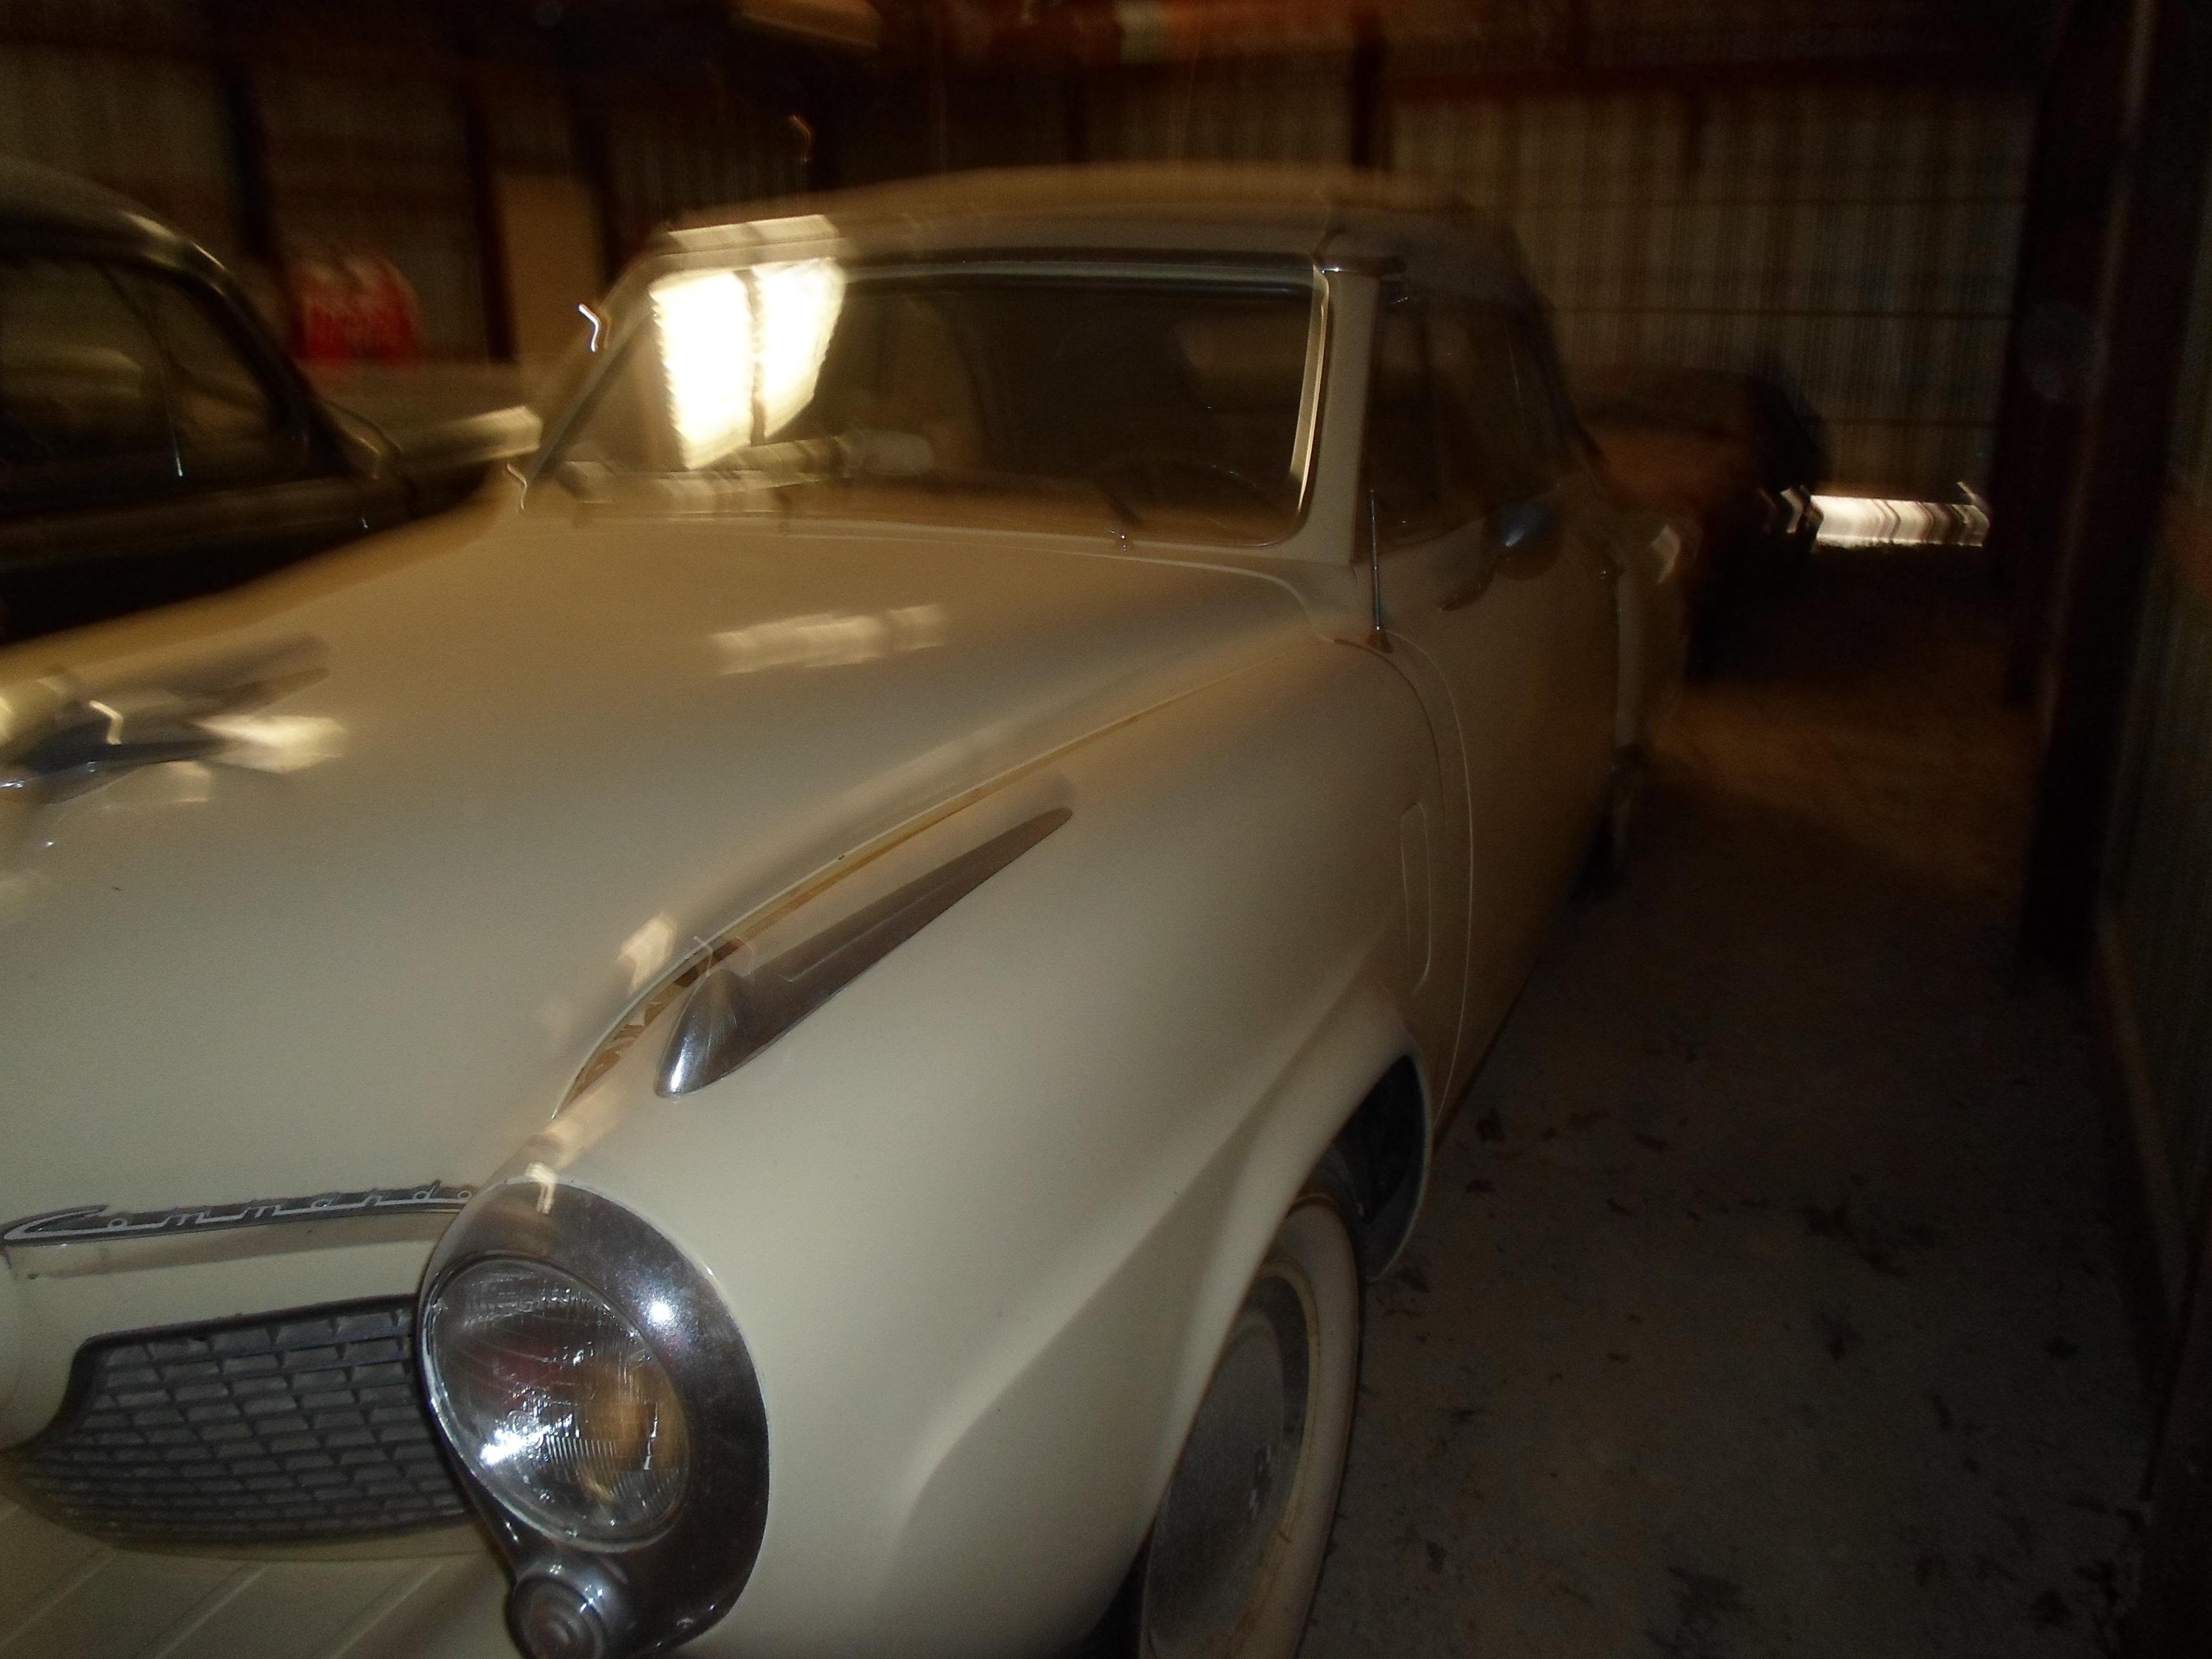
[1292,272,1334,520]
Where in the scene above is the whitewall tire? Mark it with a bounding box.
[1131,1169,1363,1659]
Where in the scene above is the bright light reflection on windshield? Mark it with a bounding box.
[752,259,845,436]
[652,260,846,468]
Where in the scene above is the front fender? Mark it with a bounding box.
[876,968,1416,1654]
[482,637,1437,1658]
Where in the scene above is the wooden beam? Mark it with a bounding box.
[559,66,624,286]
[1389,48,2033,103]
[2130,1177,2212,1653]
[1994,0,2138,703]
[1347,6,1385,169]
[2021,0,2212,968]
[454,23,517,362]
[203,0,278,267]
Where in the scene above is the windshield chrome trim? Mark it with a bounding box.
[1290,273,1332,521]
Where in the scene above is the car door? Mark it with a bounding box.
[1436,297,1620,872]
[1366,289,1618,1089]
[0,255,370,641]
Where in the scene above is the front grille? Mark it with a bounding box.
[5,1300,470,1543]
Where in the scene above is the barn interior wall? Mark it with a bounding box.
[0,42,234,255]
[1394,85,2031,497]
[0,7,2036,493]
[0,12,806,361]
[253,67,488,355]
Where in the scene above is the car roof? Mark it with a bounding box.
[662,163,1537,305]
[0,157,207,266]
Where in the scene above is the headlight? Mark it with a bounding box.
[419,1183,768,1659]
[422,1258,689,1544]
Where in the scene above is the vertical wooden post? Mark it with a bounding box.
[203,0,277,268]
[2020,0,2212,967]
[562,73,624,286]
[1062,64,1089,165]
[2130,1194,2212,1653]
[455,24,516,363]
[1348,5,1385,169]
[1990,0,2138,705]
[928,0,950,173]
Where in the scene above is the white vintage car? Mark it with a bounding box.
[0,166,1683,1659]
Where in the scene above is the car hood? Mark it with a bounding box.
[0,509,1312,1240]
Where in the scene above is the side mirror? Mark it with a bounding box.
[1440,497,1562,614]
[1493,498,1558,558]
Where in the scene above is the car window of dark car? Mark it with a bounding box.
[1365,296,1455,551]
[137,276,310,487]
[0,254,177,513]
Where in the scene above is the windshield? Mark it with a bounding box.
[543,261,1323,545]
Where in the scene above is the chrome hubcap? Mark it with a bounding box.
[1141,1270,1315,1658]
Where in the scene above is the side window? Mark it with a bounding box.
[1431,302,1555,518]
[0,255,176,512]
[139,277,306,487]
[1505,320,1575,479]
[1363,297,1452,551]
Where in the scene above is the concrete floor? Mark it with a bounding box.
[1305,550,2150,1658]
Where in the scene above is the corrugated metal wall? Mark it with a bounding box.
[0,10,2036,487]
[0,17,805,360]
[2102,149,2212,1271]
[486,75,574,175]
[0,39,233,255]
[603,95,806,253]
[1085,56,1354,165]
[1396,85,2031,494]
[256,69,486,355]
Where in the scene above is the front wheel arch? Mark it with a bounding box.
[1073,1158,1365,1659]
[1326,1057,1427,1279]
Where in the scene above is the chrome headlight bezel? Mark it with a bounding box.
[420,1255,692,1547]
[419,1183,767,1659]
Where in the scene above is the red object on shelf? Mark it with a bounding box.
[289,250,423,363]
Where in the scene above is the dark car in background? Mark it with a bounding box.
[1581,361,1827,665]
[0,161,535,643]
